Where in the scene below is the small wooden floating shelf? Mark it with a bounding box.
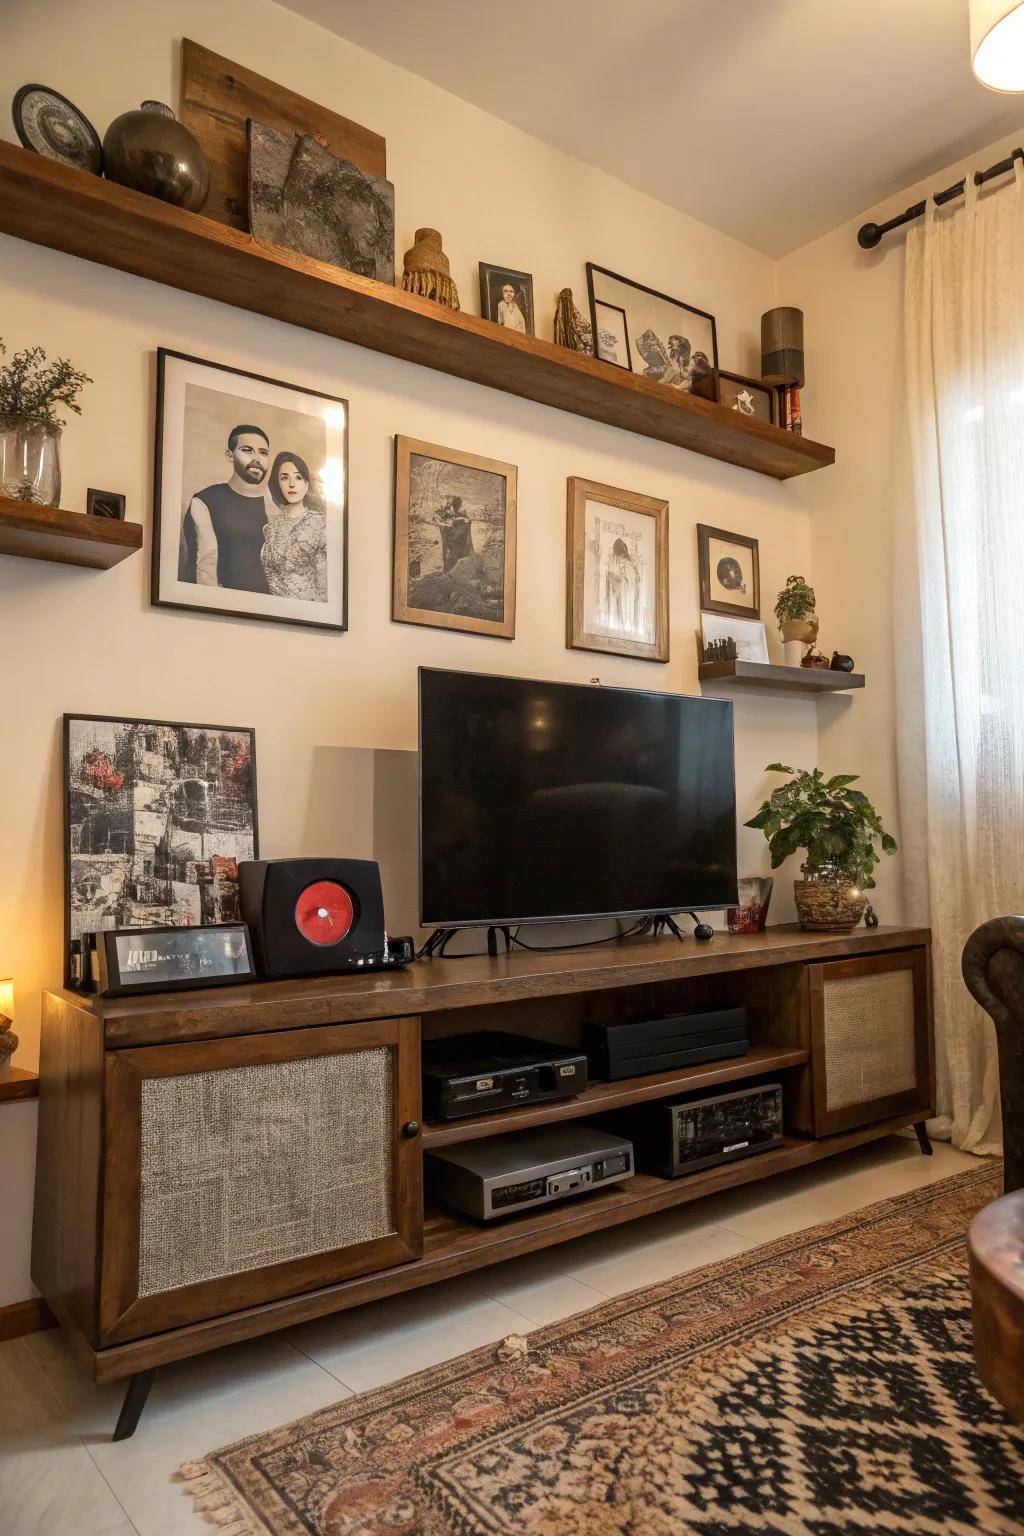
[0,143,835,482]
[699,659,865,693]
[422,1043,809,1147]
[0,497,142,570]
[0,1067,39,1104]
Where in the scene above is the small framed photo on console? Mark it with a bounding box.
[96,923,255,996]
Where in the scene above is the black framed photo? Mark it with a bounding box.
[586,264,717,392]
[63,714,259,988]
[697,523,760,619]
[592,300,632,370]
[95,923,256,996]
[694,368,777,425]
[479,263,534,336]
[152,349,348,631]
[86,487,126,520]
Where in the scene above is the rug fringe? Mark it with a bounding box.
[179,1457,261,1535]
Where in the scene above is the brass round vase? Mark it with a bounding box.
[102,101,209,212]
[793,876,867,932]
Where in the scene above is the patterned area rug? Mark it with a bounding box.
[181,1163,1024,1535]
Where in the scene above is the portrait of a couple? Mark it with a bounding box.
[153,352,348,632]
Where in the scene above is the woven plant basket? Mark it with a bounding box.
[793,877,867,932]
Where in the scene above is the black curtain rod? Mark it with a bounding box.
[857,146,1023,249]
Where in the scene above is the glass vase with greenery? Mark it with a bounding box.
[0,340,92,505]
[745,763,897,930]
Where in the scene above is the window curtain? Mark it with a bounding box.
[897,160,1024,1157]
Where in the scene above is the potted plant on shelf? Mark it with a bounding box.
[0,339,92,507]
[775,574,817,666]
[745,764,897,931]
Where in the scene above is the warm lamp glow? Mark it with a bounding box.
[0,978,12,1021]
[971,0,1024,91]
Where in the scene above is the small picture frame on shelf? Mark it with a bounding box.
[479,263,535,336]
[700,611,769,664]
[86,488,126,520]
[566,476,669,662]
[593,301,632,370]
[697,523,760,619]
[586,264,718,391]
[95,923,256,995]
[693,368,777,425]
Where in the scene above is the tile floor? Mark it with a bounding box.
[0,1135,980,1535]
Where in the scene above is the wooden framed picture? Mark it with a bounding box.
[479,263,535,336]
[699,612,769,664]
[566,477,669,662]
[698,523,760,619]
[63,714,258,988]
[693,368,777,425]
[152,349,348,632]
[586,263,717,392]
[393,435,517,639]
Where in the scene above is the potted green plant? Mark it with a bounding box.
[775,574,817,665]
[0,339,92,506]
[745,764,897,931]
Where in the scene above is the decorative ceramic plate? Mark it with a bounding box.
[12,84,102,173]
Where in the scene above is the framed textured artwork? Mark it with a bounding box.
[697,524,760,619]
[63,714,258,987]
[566,477,669,662]
[247,121,395,284]
[700,612,769,664]
[479,263,535,336]
[152,349,348,631]
[593,300,632,370]
[693,368,777,425]
[393,436,517,639]
[586,263,718,392]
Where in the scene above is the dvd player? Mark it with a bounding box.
[425,1124,633,1220]
[421,1031,587,1120]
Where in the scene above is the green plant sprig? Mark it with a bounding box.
[0,339,92,429]
[774,574,816,628]
[745,763,897,889]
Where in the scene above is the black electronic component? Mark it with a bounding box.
[421,1031,587,1120]
[602,1082,784,1177]
[584,1007,748,1082]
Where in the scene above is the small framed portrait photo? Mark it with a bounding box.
[697,523,760,619]
[593,301,632,370]
[479,263,535,337]
[567,477,669,662]
[153,349,348,631]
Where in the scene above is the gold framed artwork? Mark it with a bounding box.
[566,477,669,662]
[392,435,517,639]
[697,523,760,619]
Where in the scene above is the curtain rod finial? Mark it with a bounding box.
[858,222,882,249]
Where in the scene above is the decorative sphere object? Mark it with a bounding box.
[102,101,209,212]
[830,651,856,672]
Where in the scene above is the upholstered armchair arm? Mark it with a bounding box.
[962,917,1024,1193]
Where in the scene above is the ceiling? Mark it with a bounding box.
[277,0,1024,256]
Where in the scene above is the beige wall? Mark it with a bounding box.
[778,125,1024,926]
[0,0,820,1305]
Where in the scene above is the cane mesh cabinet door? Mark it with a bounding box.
[99,1017,421,1345]
[808,950,933,1135]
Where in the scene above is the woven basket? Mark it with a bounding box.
[793,878,867,932]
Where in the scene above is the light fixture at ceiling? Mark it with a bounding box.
[971,0,1024,91]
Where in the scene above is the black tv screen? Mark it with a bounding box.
[419,669,738,926]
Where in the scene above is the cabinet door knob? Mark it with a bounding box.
[402,1120,421,1138]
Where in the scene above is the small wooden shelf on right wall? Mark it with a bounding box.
[698,660,865,693]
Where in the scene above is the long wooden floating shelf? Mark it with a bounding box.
[699,659,866,693]
[0,143,835,482]
[422,1043,809,1147]
[0,497,142,569]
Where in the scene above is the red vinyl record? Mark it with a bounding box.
[293,880,355,946]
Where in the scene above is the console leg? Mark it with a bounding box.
[112,1368,157,1441]
[913,1121,933,1157]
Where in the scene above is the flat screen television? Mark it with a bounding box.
[419,668,738,927]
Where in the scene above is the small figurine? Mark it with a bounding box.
[553,288,593,354]
[830,651,856,672]
[401,228,459,309]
